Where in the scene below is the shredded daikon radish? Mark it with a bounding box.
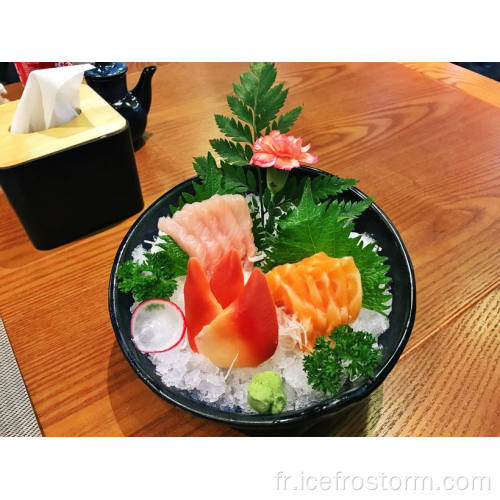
[248,252,266,263]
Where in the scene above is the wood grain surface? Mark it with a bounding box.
[0,62,498,436]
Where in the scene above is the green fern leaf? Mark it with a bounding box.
[271,106,303,133]
[227,95,253,125]
[214,114,253,143]
[210,139,250,166]
[310,174,357,202]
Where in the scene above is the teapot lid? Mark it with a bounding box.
[85,62,127,79]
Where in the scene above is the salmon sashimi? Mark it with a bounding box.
[158,194,257,276]
[265,252,362,351]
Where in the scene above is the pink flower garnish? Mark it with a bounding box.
[249,130,319,170]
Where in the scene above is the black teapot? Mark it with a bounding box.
[85,62,156,146]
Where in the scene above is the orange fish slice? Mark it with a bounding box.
[266,252,362,351]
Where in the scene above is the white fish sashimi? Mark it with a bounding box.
[158,194,257,275]
[227,197,257,270]
[158,217,207,264]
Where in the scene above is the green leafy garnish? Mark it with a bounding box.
[176,153,223,209]
[209,139,252,167]
[261,179,391,314]
[214,114,253,143]
[270,106,303,134]
[331,196,375,223]
[309,174,357,203]
[220,161,257,194]
[116,237,188,302]
[332,325,382,380]
[248,173,361,251]
[303,325,382,396]
[170,152,256,214]
[303,337,343,396]
[155,235,190,276]
[216,62,302,151]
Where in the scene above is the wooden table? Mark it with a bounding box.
[1,63,498,436]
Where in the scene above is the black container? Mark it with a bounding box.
[84,63,156,146]
[0,124,143,250]
[108,166,416,433]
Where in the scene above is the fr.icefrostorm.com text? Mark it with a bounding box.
[274,471,492,493]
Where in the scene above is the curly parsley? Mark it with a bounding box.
[116,236,188,302]
[303,325,382,396]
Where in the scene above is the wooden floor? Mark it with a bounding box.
[0,62,498,436]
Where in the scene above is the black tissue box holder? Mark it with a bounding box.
[0,85,143,250]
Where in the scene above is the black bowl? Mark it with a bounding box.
[108,166,416,432]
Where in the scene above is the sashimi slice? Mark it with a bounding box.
[158,194,256,276]
[227,198,257,272]
[265,252,362,350]
[195,269,279,368]
[340,256,363,322]
[158,217,208,264]
[184,258,222,351]
[210,248,245,308]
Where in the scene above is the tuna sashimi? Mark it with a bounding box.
[158,194,257,276]
[265,252,362,351]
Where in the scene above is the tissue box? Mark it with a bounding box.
[0,84,143,249]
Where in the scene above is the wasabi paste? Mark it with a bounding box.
[247,371,286,414]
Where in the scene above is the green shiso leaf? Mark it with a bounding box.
[345,235,391,313]
[303,325,382,395]
[275,173,358,205]
[192,152,222,196]
[169,152,223,211]
[261,179,391,314]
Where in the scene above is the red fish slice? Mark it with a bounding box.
[209,248,245,308]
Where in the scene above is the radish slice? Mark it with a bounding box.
[130,299,186,353]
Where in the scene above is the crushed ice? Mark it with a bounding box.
[129,232,391,413]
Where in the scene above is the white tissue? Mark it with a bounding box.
[10,64,94,134]
[0,83,8,104]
